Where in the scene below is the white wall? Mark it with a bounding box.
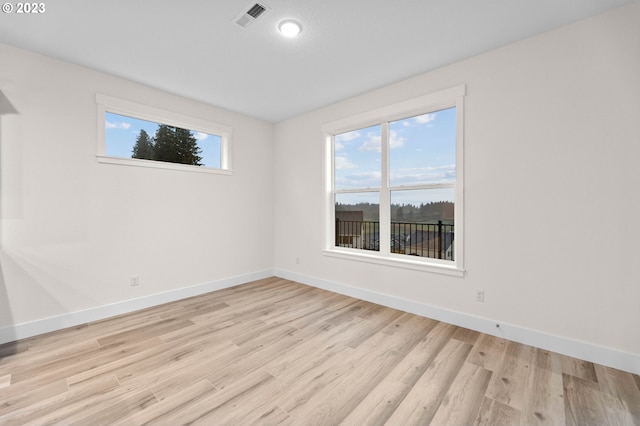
[0,43,274,336]
[274,3,640,368]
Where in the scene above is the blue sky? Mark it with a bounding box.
[105,112,221,168]
[334,107,456,206]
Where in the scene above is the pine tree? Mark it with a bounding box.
[153,124,178,164]
[131,129,154,160]
[152,125,203,166]
[174,127,203,166]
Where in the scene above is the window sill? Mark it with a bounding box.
[97,155,232,175]
[322,248,465,277]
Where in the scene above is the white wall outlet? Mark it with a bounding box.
[131,275,140,286]
[475,289,485,302]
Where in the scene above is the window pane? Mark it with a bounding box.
[335,192,379,251]
[334,125,382,190]
[390,188,454,260]
[105,112,222,168]
[389,107,456,186]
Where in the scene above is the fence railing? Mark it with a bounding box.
[335,219,454,260]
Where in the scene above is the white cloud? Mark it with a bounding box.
[414,113,436,124]
[389,130,405,149]
[359,134,381,152]
[359,130,405,152]
[398,113,436,128]
[335,171,382,189]
[335,155,357,170]
[105,120,131,130]
[390,165,456,185]
[194,132,209,141]
[335,141,345,151]
[336,130,361,143]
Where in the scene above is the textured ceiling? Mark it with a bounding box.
[0,0,633,122]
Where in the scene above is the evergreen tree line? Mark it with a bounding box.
[132,125,203,166]
[336,201,454,223]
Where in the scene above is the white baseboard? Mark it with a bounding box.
[275,269,640,375]
[0,269,275,345]
[3,268,638,375]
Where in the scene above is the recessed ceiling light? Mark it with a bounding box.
[278,20,302,38]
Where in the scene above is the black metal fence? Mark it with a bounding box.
[335,219,454,260]
[335,219,379,251]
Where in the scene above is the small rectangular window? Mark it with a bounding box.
[96,94,232,174]
[105,112,222,169]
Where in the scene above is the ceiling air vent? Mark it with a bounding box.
[234,3,269,28]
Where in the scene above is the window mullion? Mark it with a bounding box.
[379,122,391,256]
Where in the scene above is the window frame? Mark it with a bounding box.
[96,94,233,175]
[322,85,465,276]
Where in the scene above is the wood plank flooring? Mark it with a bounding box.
[1,277,638,425]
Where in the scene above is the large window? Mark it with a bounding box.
[324,85,464,275]
[96,94,232,174]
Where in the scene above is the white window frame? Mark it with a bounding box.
[322,85,465,276]
[96,94,233,175]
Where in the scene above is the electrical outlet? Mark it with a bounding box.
[475,289,484,302]
[131,275,140,287]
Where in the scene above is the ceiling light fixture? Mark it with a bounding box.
[278,20,302,38]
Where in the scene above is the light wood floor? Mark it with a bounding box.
[1,277,639,425]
